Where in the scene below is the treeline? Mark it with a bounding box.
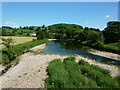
[1,25,47,36]
[2,21,120,44]
[45,57,120,88]
[37,21,120,53]
[2,21,120,53]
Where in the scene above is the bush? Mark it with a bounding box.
[45,57,99,88]
[98,76,118,88]
[90,65,110,75]
[2,39,49,64]
[2,53,10,64]
[80,65,91,75]
[4,47,16,60]
[79,59,90,66]
[47,59,69,88]
[45,57,119,88]
[63,57,76,63]
[115,76,120,87]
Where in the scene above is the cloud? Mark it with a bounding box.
[4,22,16,25]
[105,15,110,18]
[4,21,21,27]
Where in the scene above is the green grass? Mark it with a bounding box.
[104,42,120,50]
[45,57,120,88]
[81,41,120,54]
[1,39,49,64]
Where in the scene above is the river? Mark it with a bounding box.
[41,41,120,66]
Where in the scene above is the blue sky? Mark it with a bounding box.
[2,2,118,30]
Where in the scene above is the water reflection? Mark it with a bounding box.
[41,41,120,66]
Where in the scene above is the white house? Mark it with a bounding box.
[29,33,36,36]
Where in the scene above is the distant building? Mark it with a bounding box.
[28,33,36,36]
[22,33,36,36]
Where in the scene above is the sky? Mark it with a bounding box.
[1,0,120,2]
[2,2,118,30]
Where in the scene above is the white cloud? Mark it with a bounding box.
[105,15,110,18]
[4,21,21,28]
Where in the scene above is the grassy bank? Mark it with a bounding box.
[1,39,49,64]
[80,41,120,54]
[45,57,120,88]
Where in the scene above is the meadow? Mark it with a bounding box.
[0,36,36,49]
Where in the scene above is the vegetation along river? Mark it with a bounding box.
[41,41,120,66]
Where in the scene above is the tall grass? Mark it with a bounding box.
[45,57,120,88]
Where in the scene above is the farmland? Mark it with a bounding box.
[0,36,36,49]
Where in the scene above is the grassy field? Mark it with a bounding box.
[0,36,36,49]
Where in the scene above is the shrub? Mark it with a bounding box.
[63,57,76,63]
[98,76,118,88]
[115,76,120,87]
[47,59,69,88]
[45,57,99,88]
[79,59,90,66]
[80,65,91,75]
[4,47,16,60]
[90,64,110,75]
[2,53,10,64]
[45,57,119,88]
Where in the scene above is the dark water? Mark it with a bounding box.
[41,41,120,66]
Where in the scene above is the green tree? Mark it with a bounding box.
[1,38,14,48]
[103,21,120,43]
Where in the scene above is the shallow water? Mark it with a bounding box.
[41,41,120,66]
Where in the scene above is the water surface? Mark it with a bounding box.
[41,41,120,66]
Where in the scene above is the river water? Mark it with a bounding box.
[41,41,120,66]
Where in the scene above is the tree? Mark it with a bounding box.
[42,25,45,28]
[103,21,120,43]
[29,26,35,30]
[2,38,16,61]
[36,30,48,39]
[1,38,14,48]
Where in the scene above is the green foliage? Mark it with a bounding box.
[103,21,120,43]
[45,57,98,88]
[45,57,119,88]
[36,29,49,39]
[79,60,119,88]
[115,76,120,87]
[2,21,120,53]
[79,59,89,65]
[2,53,10,64]
[2,39,49,64]
[3,47,16,60]
[90,64,110,75]
[47,59,69,88]
[1,38,14,48]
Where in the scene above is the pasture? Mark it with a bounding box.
[0,36,36,49]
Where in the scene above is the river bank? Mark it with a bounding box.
[1,43,120,88]
[89,49,120,61]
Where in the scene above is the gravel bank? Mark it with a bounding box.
[1,43,120,88]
